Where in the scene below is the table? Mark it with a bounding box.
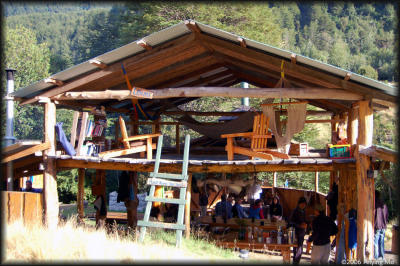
[215,240,296,263]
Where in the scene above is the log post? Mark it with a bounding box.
[77,168,85,222]
[272,172,277,194]
[95,169,107,228]
[185,174,192,239]
[355,100,374,262]
[42,101,59,229]
[315,172,319,193]
[176,124,180,154]
[125,172,138,228]
[347,106,358,145]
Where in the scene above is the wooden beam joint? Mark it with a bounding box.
[137,39,152,51]
[237,37,247,48]
[44,78,63,86]
[185,20,201,33]
[89,59,107,69]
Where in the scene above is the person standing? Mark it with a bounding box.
[22,180,41,193]
[289,196,308,265]
[374,190,389,260]
[307,204,338,264]
[199,188,209,217]
[215,194,233,220]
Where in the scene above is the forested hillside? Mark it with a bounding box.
[3,2,397,216]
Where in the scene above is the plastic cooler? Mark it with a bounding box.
[327,144,352,158]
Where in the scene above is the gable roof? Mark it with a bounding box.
[12,20,397,114]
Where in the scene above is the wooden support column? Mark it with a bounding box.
[95,169,107,228]
[77,168,85,221]
[126,172,138,228]
[43,101,59,229]
[348,105,359,145]
[114,120,120,149]
[272,172,277,194]
[176,124,180,154]
[185,174,192,239]
[315,172,319,193]
[355,100,374,262]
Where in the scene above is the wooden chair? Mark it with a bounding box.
[221,113,289,160]
[98,116,161,159]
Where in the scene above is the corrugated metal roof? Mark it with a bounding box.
[13,20,397,98]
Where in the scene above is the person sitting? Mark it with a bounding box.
[22,180,41,193]
[232,196,248,218]
[270,195,283,221]
[248,199,264,219]
[215,194,233,221]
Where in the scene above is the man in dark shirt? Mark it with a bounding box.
[289,196,308,265]
[374,190,389,260]
[232,196,248,218]
[307,204,338,264]
[215,194,232,220]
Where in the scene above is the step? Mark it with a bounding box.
[147,178,187,188]
[150,172,187,180]
[145,196,186,205]
[137,220,186,230]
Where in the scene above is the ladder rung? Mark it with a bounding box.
[150,172,187,180]
[137,221,186,230]
[147,178,187,188]
[145,196,186,205]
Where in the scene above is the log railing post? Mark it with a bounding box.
[42,100,58,229]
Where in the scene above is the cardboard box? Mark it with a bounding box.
[289,143,308,156]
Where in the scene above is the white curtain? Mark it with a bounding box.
[262,102,307,153]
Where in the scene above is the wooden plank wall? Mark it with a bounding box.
[2,191,43,225]
[274,187,327,220]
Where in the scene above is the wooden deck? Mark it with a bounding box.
[53,151,356,173]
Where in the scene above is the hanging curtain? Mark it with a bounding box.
[262,102,307,154]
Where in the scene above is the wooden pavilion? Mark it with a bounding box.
[2,20,397,262]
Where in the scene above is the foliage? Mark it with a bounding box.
[3,25,50,140]
[57,169,95,204]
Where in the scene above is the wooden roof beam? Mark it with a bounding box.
[89,59,108,69]
[44,78,63,86]
[54,87,363,101]
[199,33,396,103]
[359,145,397,163]
[20,34,197,105]
[137,39,152,50]
[344,73,351,81]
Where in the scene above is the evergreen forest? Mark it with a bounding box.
[2,2,398,218]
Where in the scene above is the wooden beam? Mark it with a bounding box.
[44,78,63,86]
[76,112,89,156]
[315,172,319,192]
[355,100,374,262]
[52,87,362,101]
[77,168,85,221]
[20,34,197,105]
[163,110,333,117]
[237,37,246,48]
[185,174,192,238]
[137,39,152,50]
[199,33,396,103]
[89,59,107,69]
[359,145,397,163]
[344,73,351,81]
[56,158,337,173]
[43,101,58,229]
[1,142,50,163]
[12,156,42,169]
